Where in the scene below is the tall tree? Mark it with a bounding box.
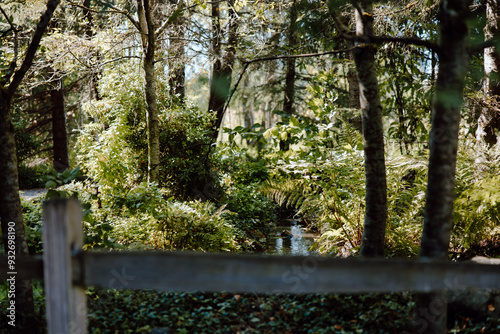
[353,1,387,257]
[50,77,70,172]
[414,1,470,333]
[479,0,500,147]
[280,0,298,151]
[137,0,161,183]
[207,0,239,141]
[283,0,298,117]
[0,1,60,331]
[168,0,186,103]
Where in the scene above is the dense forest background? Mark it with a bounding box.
[1,0,500,333]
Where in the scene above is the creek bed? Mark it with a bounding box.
[269,220,319,256]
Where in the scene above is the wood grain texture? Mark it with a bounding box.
[78,251,500,293]
[43,199,86,334]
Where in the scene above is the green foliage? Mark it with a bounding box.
[76,64,217,200]
[41,166,82,199]
[17,164,45,189]
[20,197,44,254]
[156,201,238,252]
[223,184,277,252]
[452,142,500,253]
[85,290,415,334]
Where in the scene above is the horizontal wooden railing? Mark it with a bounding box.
[1,199,499,334]
[4,252,500,293]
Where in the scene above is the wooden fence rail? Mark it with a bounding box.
[2,199,500,334]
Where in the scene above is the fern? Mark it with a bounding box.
[259,178,318,216]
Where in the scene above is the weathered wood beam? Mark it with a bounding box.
[78,251,500,293]
[0,255,43,280]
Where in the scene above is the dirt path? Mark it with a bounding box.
[19,188,47,200]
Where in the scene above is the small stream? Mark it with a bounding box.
[270,220,319,256]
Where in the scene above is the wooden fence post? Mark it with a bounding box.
[43,199,86,334]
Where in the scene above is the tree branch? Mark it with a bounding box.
[66,0,141,32]
[0,5,19,86]
[155,2,198,37]
[8,0,60,95]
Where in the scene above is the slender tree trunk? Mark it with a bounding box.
[414,1,469,333]
[280,0,298,151]
[50,79,69,172]
[283,0,297,116]
[347,39,362,132]
[208,0,238,141]
[168,0,186,103]
[478,0,500,147]
[353,2,387,258]
[83,0,101,101]
[138,0,160,183]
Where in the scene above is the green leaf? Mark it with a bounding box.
[45,180,57,188]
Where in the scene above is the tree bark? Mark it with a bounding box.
[283,0,297,116]
[478,0,500,147]
[168,0,186,103]
[415,1,469,333]
[50,79,69,172]
[280,0,298,151]
[208,0,238,141]
[138,0,160,183]
[0,1,60,330]
[353,1,387,258]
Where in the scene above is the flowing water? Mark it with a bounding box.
[270,220,319,256]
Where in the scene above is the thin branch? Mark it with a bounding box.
[155,3,198,37]
[222,47,354,124]
[66,0,141,32]
[469,37,500,54]
[241,48,355,65]
[0,5,19,85]
[8,0,60,95]
[373,1,419,17]
[369,35,440,52]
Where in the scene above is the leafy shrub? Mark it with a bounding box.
[76,64,218,200]
[223,184,277,252]
[156,201,238,252]
[18,165,45,189]
[20,197,44,254]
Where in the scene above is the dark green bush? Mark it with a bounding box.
[18,165,45,189]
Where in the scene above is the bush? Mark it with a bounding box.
[156,201,238,252]
[18,165,45,189]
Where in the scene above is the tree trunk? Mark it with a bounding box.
[0,95,36,332]
[347,44,362,132]
[280,0,298,151]
[208,0,238,141]
[478,0,500,147]
[353,2,387,258]
[138,0,160,183]
[50,79,69,172]
[82,0,101,100]
[0,1,60,331]
[168,0,186,103]
[414,1,469,333]
[283,0,297,116]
